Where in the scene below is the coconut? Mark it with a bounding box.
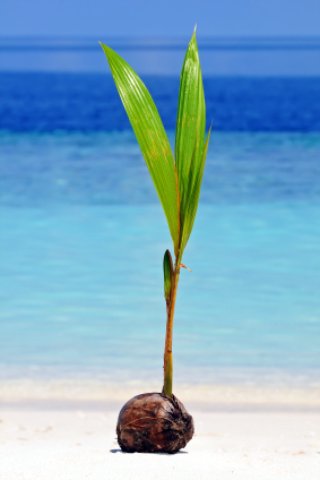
[116,392,194,454]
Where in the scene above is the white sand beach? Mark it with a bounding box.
[1,380,320,480]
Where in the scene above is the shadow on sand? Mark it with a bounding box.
[110,448,188,455]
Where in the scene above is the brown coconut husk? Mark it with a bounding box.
[116,392,194,454]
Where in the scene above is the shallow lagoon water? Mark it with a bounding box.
[1,131,319,385]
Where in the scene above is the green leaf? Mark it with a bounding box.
[100,42,180,250]
[175,28,207,254]
[180,129,211,252]
[163,249,173,303]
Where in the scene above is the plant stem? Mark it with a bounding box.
[163,253,181,397]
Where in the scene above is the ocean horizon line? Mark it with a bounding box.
[1,35,320,52]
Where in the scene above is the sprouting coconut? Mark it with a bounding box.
[100,28,210,454]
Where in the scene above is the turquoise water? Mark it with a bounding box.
[1,131,320,384]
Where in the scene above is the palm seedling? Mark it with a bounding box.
[101,28,210,454]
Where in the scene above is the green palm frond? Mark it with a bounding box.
[100,43,180,251]
[175,29,208,254]
[101,29,210,258]
[179,129,211,252]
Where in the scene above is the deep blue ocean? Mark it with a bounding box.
[0,40,320,386]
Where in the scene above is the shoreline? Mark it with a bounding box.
[1,377,320,412]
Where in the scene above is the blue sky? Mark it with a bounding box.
[0,0,319,37]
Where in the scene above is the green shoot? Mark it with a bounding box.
[101,29,210,397]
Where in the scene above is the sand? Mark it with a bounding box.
[1,380,320,479]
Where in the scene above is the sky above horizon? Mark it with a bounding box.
[0,0,319,37]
